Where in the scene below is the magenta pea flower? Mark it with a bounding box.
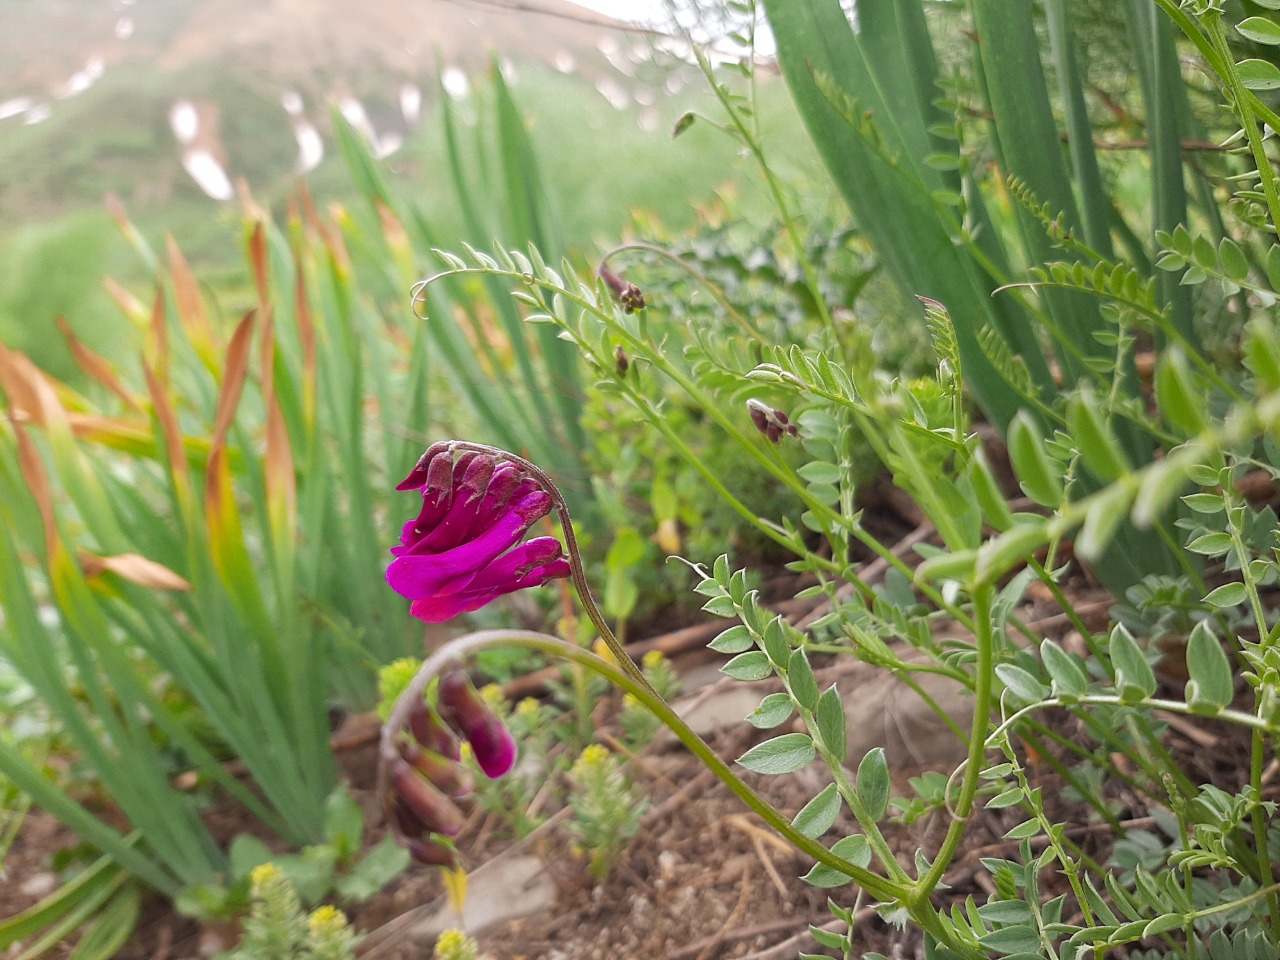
[387,442,571,623]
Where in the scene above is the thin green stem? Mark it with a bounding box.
[379,631,904,903]
[915,585,996,902]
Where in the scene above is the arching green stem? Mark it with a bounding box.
[378,629,975,953]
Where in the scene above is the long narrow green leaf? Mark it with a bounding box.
[969,0,1109,383]
[1045,0,1114,258]
[0,855,119,946]
[760,0,1035,429]
[1126,0,1194,341]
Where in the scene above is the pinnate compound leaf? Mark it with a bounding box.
[1155,349,1205,436]
[1238,17,1280,44]
[815,685,846,760]
[709,625,755,654]
[1075,482,1134,562]
[1040,638,1088,698]
[995,664,1047,703]
[1143,914,1185,938]
[722,651,773,681]
[792,783,842,839]
[788,649,820,710]
[1067,389,1129,482]
[1007,412,1062,507]
[737,733,816,775]
[978,925,1042,956]
[1252,59,1280,90]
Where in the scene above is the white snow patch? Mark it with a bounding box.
[295,122,323,173]
[400,83,421,125]
[182,149,234,201]
[441,67,469,99]
[169,100,198,144]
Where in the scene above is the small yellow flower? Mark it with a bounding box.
[479,683,506,709]
[622,693,641,710]
[591,637,616,666]
[248,862,281,890]
[307,904,349,935]
[459,741,475,765]
[642,650,667,671]
[377,658,423,721]
[573,743,611,776]
[434,927,479,960]
[516,697,540,719]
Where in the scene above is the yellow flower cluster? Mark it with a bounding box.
[573,743,611,776]
[248,862,281,892]
[307,904,351,936]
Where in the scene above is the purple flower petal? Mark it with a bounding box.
[394,441,451,491]
[386,493,551,599]
[406,539,569,623]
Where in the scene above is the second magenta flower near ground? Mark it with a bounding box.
[387,442,571,623]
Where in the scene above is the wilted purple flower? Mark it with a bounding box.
[388,757,465,838]
[387,444,571,623]
[407,700,462,761]
[599,265,646,313]
[438,668,518,778]
[400,740,474,799]
[747,399,799,444]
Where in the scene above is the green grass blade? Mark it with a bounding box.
[1045,0,1114,258]
[0,854,119,946]
[1126,0,1194,341]
[969,0,1108,383]
[760,0,1034,429]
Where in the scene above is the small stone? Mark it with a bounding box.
[19,871,57,898]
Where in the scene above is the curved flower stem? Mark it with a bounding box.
[598,242,768,344]
[378,629,973,952]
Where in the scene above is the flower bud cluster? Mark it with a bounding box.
[746,398,800,444]
[385,667,518,867]
[599,266,646,313]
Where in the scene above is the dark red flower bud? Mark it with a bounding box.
[403,835,460,868]
[400,740,474,799]
[407,701,462,761]
[437,669,518,778]
[746,399,799,444]
[615,345,630,376]
[599,266,646,313]
[390,758,465,837]
[396,441,453,491]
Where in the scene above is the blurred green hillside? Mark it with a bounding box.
[0,0,827,382]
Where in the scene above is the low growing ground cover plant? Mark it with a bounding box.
[374,3,1280,957]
